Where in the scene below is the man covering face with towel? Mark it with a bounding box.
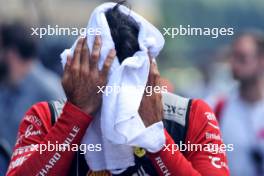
[7,2,229,176]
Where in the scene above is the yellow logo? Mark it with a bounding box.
[87,170,111,176]
[134,147,146,158]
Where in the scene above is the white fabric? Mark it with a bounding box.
[60,2,165,172]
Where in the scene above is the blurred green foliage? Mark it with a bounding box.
[159,0,264,68]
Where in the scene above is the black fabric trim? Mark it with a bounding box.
[163,98,192,149]
[113,155,159,176]
[48,102,56,126]
[183,99,192,144]
[163,119,184,146]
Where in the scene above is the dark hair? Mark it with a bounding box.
[105,2,140,63]
[1,22,37,60]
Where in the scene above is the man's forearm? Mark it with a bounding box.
[7,102,92,176]
[147,130,201,176]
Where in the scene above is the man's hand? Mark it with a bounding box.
[138,59,163,127]
[62,36,116,115]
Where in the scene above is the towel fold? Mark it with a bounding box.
[60,2,165,172]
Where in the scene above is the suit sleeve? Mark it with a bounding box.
[6,101,92,176]
[147,99,230,176]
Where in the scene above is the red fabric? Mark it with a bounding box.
[6,102,92,176]
[6,99,229,176]
[147,99,230,176]
[214,98,226,122]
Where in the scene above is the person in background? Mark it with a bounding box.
[0,22,65,147]
[215,30,264,176]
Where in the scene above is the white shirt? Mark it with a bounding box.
[221,89,264,176]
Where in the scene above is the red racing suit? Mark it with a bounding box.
[6,94,230,176]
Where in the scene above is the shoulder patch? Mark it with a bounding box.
[162,92,190,126]
[48,99,66,125]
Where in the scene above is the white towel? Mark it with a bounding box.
[60,2,165,172]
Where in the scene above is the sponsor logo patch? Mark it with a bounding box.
[134,147,146,158]
[87,170,111,176]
